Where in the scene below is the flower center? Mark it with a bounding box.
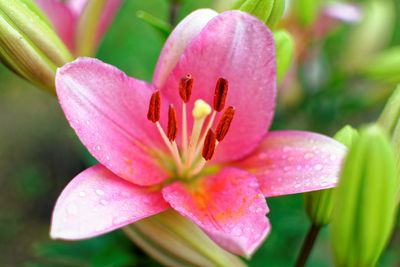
[147,75,235,179]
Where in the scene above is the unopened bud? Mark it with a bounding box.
[330,125,398,267]
[124,210,247,267]
[0,0,73,93]
[274,30,294,84]
[304,125,358,226]
[235,0,285,28]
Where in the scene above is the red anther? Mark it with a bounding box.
[215,106,235,141]
[213,78,228,112]
[147,91,161,123]
[179,75,193,103]
[167,104,178,141]
[202,129,217,161]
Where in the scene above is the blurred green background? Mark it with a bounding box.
[0,0,399,266]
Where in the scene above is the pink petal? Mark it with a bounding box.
[160,11,276,162]
[51,164,169,240]
[237,131,347,197]
[153,9,218,88]
[56,57,169,186]
[35,0,76,51]
[95,0,123,46]
[66,0,88,16]
[162,167,270,257]
[323,3,362,23]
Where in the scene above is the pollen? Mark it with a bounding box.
[147,90,161,123]
[213,78,228,112]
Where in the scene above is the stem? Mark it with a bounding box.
[182,103,188,160]
[294,224,321,267]
[168,0,179,26]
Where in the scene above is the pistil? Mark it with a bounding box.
[186,99,211,168]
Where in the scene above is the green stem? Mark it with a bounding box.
[294,224,321,267]
[168,0,179,26]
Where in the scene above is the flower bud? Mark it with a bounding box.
[363,46,400,85]
[235,0,285,29]
[0,0,73,93]
[378,85,400,136]
[330,125,398,267]
[304,125,358,226]
[123,210,247,267]
[274,30,294,83]
[291,0,321,26]
[340,0,396,73]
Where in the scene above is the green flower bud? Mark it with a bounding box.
[0,0,73,93]
[124,210,247,267]
[363,46,400,85]
[378,85,400,136]
[304,125,359,226]
[291,0,322,26]
[330,125,398,267]
[340,0,396,73]
[274,30,294,84]
[235,0,285,29]
[75,0,106,57]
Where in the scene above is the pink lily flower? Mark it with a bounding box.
[34,0,122,55]
[51,9,346,257]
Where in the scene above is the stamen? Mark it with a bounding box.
[155,122,183,174]
[167,104,178,141]
[213,78,228,112]
[215,106,235,141]
[147,91,161,123]
[179,75,193,158]
[190,130,216,176]
[202,129,217,160]
[179,75,193,103]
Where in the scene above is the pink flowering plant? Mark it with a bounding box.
[1,0,400,266]
[50,9,346,258]
[35,0,122,56]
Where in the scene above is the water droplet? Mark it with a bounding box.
[294,183,301,188]
[100,199,109,205]
[66,203,78,215]
[79,191,86,197]
[232,226,242,236]
[330,154,337,161]
[255,207,263,213]
[283,166,291,172]
[304,153,314,159]
[296,165,302,170]
[249,181,259,188]
[96,189,105,196]
[113,216,128,225]
[314,164,323,171]
[95,145,101,151]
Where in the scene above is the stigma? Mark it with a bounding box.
[147,76,234,178]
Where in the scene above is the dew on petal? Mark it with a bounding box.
[100,199,109,205]
[113,216,129,225]
[66,203,78,215]
[232,226,243,236]
[304,152,314,159]
[79,191,86,197]
[314,164,323,171]
[96,189,105,196]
